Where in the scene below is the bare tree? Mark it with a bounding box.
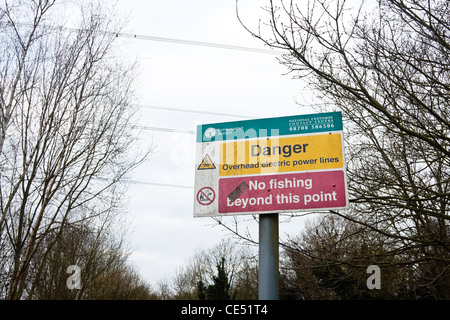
[281,214,418,299]
[0,0,149,299]
[27,215,132,299]
[172,239,258,300]
[237,0,449,298]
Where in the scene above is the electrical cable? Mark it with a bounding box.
[134,104,254,134]
[139,105,253,119]
[132,125,195,134]
[129,180,193,189]
[115,32,284,55]
[14,23,283,55]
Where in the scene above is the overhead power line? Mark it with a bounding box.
[116,32,284,55]
[129,180,193,189]
[140,105,253,119]
[132,125,195,134]
[16,23,284,55]
[134,105,254,134]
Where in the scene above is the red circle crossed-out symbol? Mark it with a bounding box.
[197,187,215,206]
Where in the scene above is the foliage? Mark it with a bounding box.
[237,0,450,299]
[0,0,150,299]
[163,239,258,300]
[197,257,234,300]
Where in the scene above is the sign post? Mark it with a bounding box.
[259,213,279,300]
[194,111,348,300]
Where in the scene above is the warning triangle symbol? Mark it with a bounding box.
[198,154,216,170]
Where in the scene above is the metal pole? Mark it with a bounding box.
[258,213,279,300]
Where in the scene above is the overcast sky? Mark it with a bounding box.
[106,0,317,286]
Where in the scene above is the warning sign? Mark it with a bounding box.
[220,133,343,176]
[194,111,348,217]
[219,170,347,213]
[198,154,216,170]
[197,187,215,206]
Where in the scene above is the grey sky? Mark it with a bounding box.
[108,0,313,285]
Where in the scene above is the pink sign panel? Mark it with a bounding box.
[218,170,347,214]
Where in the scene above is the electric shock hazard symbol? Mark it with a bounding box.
[197,187,215,206]
[198,154,216,170]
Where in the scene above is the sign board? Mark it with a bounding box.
[194,111,348,217]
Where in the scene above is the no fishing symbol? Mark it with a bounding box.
[197,187,215,206]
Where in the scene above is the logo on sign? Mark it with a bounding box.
[204,128,217,139]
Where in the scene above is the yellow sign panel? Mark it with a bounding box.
[219,133,343,176]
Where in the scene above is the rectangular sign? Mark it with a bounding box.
[197,111,343,142]
[194,111,348,217]
[219,170,347,214]
[219,133,343,176]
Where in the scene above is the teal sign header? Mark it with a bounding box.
[197,111,343,143]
